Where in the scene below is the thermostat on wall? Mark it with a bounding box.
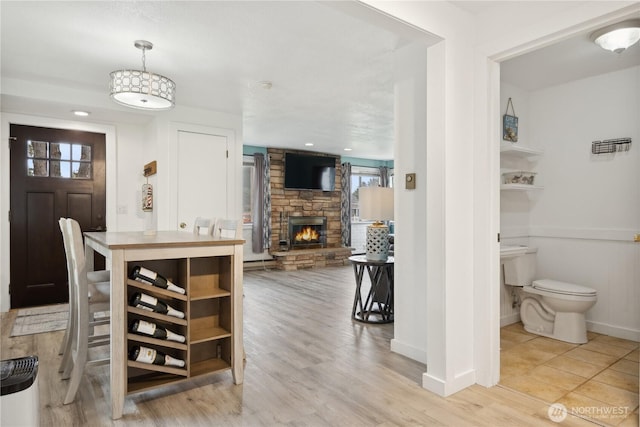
[405,173,416,190]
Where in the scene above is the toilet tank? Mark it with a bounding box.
[503,249,537,287]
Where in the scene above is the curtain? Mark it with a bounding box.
[251,153,271,252]
[340,162,352,247]
[379,166,390,187]
[263,153,271,249]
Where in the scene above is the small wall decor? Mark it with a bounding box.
[503,98,518,143]
[142,160,156,212]
[591,137,632,154]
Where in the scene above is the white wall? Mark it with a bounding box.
[498,67,640,337]
[499,82,533,324]
[529,66,640,340]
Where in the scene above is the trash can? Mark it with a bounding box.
[1,356,39,427]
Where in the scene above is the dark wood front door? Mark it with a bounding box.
[9,124,106,309]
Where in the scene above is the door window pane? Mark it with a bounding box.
[27,159,49,177]
[50,142,70,160]
[73,162,92,179]
[27,140,48,159]
[26,141,92,179]
[73,144,91,161]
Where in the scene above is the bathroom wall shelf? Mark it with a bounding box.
[500,142,543,158]
[501,184,543,191]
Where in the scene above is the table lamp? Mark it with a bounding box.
[359,186,394,261]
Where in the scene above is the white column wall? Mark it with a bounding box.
[390,41,429,363]
[364,0,478,395]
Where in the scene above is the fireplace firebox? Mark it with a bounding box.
[288,216,327,249]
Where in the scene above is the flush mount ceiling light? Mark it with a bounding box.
[109,40,176,110]
[590,19,640,53]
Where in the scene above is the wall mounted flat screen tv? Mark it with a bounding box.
[284,152,336,191]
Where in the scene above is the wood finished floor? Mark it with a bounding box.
[1,265,599,426]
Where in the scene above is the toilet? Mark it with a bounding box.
[503,248,597,344]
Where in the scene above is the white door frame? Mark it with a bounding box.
[479,5,640,387]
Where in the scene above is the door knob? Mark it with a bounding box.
[180,222,187,229]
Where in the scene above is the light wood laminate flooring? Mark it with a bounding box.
[2,265,597,426]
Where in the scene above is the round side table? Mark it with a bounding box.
[348,255,394,323]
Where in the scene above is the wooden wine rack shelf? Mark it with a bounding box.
[84,230,244,419]
[127,360,188,377]
[127,333,188,351]
[190,358,231,378]
[190,326,231,344]
[126,279,188,301]
[122,244,243,397]
[126,306,188,326]
[190,288,231,300]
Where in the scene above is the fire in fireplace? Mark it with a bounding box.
[289,216,327,249]
[294,226,320,243]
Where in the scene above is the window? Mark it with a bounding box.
[242,156,255,224]
[348,166,394,253]
[350,166,381,222]
[27,140,92,179]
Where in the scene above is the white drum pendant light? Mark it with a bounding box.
[110,40,176,110]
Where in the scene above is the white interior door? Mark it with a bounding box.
[176,130,228,231]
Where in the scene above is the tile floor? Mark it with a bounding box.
[500,323,639,426]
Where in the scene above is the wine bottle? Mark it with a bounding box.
[128,345,185,368]
[129,319,186,343]
[129,292,185,319]
[129,266,186,295]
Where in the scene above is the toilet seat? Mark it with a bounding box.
[532,279,597,297]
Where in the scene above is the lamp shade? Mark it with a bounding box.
[359,186,393,221]
[110,70,175,110]
[109,40,176,111]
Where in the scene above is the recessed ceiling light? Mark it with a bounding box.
[259,81,273,90]
[344,148,352,152]
[72,110,90,116]
[305,143,314,147]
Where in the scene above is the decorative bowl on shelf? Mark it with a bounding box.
[502,171,536,185]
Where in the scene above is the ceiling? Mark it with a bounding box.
[453,1,640,90]
[2,2,638,159]
[500,22,640,91]
[1,1,421,160]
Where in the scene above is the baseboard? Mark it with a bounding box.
[390,338,427,364]
[587,320,640,342]
[243,259,276,271]
[500,313,520,327]
[422,368,476,397]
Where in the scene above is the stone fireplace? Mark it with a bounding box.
[289,216,327,249]
[268,148,352,270]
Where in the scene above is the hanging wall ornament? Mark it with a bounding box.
[503,97,519,143]
[142,181,153,212]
